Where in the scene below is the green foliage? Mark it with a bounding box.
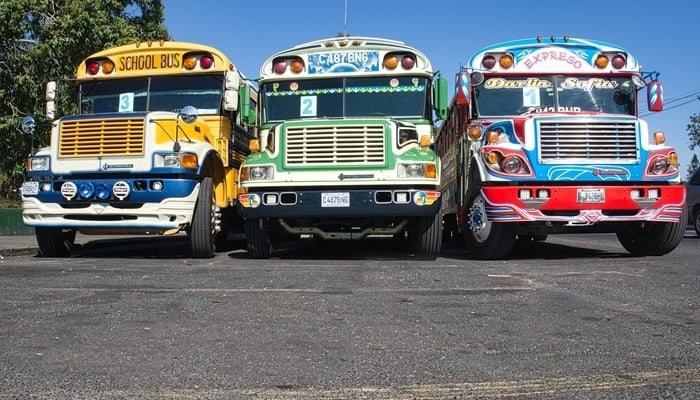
[0,0,169,195]
[688,113,700,151]
[687,154,700,181]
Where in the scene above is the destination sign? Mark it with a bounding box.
[308,51,379,74]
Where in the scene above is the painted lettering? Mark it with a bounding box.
[484,77,552,89]
[560,78,618,91]
[118,53,182,71]
[159,53,181,68]
[523,49,583,69]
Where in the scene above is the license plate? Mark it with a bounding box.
[21,181,39,196]
[577,188,605,203]
[321,192,350,207]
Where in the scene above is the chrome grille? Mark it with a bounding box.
[538,119,638,162]
[285,124,386,166]
[59,118,145,157]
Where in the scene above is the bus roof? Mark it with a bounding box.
[260,36,434,77]
[465,36,641,74]
[75,41,247,81]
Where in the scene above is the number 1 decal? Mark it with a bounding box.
[119,93,134,112]
[522,87,540,107]
[300,96,317,117]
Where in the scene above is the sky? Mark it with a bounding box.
[163,0,700,176]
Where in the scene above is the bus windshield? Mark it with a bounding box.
[474,75,637,117]
[79,75,224,115]
[261,76,429,123]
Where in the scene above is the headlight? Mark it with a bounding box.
[398,163,436,178]
[242,165,274,181]
[154,153,198,168]
[651,157,670,174]
[405,164,425,177]
[501,156,522,173]
[29,156,50,171]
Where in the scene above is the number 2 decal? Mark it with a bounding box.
[300,96,317,117]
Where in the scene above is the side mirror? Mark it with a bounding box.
[470,71,485,86]
[454,71,471,106]
[21,115,36,135]
[45,81,57,121]
[239,85,252,125]
[434,77,449,121]
[646,81,663,112]
[225,71,241,90]
[223,90,239,112]
[178,106,198,124]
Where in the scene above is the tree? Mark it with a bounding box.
[687,153,700,180]
[686,113,700,180]
[0,0,169,201]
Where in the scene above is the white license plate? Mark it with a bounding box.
[577,188,605,203]
[321,192,350,207]
[21,181,39,196]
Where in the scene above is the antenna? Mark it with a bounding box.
[344,0,348,36]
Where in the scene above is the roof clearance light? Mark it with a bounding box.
[290,58,304,73]
[273,59,287,74]
[611,54,626,69]
[653,131,666,145]
[383,55,399,70]
[86,61,100,75]
[183,55,198,70]
[401,55,416,70]
[482,55,497,69]
[595,55,609,69]
[101,60,115,74]
[499,54,514,69]
[199,54,214,69]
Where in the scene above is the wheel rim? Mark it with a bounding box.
[467,194,491,243]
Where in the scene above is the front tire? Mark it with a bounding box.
[462,185,517,260]
[35,228,74,257]
[408,212,442,260]
[245,218,272,259]
[616,206,687,256]
[190,177,217,258]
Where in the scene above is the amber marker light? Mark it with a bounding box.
[669,152,679,166]
[419,135,431,148]
[499,54,514,69]
[180,154,198,169]
[383,55,399,70]
[653,131,666,145]
[486,130,500,144]
[183,55,198,70]
[486,151,501,164]
[467,125,482,140]
[101,60,115,74]
[595,55,609,69]
[290,58,304,73]
[425,163,437,179]
[249,139,261,153]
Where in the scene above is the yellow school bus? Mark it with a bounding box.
[21,41,257,258]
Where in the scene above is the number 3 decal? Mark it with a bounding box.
[300,95,317,117]
[119,93,134,112]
